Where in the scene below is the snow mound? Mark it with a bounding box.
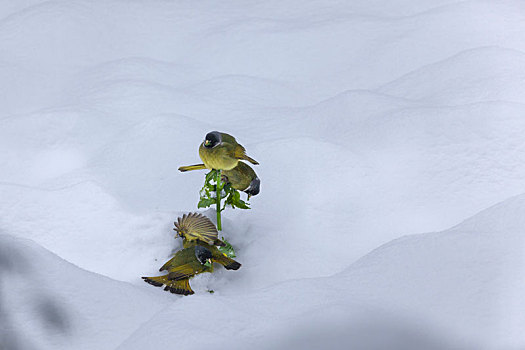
[117,193,525,350]
[1,0,525,349]
[379,47,525,104]
[0,233,171,350]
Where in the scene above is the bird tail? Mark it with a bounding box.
[242,155,259,165]
[178,164,207,172]
[142,275,194,295]
[213,254,242,270]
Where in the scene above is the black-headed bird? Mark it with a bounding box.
[142,245,213,295]
[178,131,258,172]
[183,239,241,271]
[222,161,260,198]
[174,212,241,270]
[199,131,258,170]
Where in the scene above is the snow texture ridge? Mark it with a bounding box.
[1,0,524,348]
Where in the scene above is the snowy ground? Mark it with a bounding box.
[1,0,525,349]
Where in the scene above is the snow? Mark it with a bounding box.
[1,0,525,349]
[0,233,172,350]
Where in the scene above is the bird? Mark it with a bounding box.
[174,212,226,247]
[174,212,242,270]
[183,239,241,271]
[142,245,214,295]
[222,161,260,198]
[190,131,258,171]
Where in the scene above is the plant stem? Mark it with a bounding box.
[216,169,222,231]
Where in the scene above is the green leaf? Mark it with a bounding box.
[231,189,250,209]
[232,190,240,200]
[205,170,217,183]
[221,184,251,210]
[234,198,251,209]
[217,238,236,258]
[198,197,215,208]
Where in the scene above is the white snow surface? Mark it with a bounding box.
[1,0,524,349]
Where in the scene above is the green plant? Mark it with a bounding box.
[197,169,251,231]
[217,237,236,258]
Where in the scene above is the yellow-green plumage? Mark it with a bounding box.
[222,161,260,198]
[177,162,261,197]
[142,275,194,295]
[199,131,259,171]
[174,212,225,247]
[142,245,213,295]
[178,164,207,172]
[143,211,243,295]
[183,239,241,270]
[174,212,241,270]
[158,247,212,276]
[222,162,255,191]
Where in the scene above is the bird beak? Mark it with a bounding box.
[204,140,211,146]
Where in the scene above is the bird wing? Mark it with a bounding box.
[176,212,218,245]
[220,133,238,145]
[233,143,248,159]
[233,144,259,164]
[159,248,193,271]
[167,264,199,281]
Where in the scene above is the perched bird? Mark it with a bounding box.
[174,212,226,247]
[198,131,258,171]
[222,161,260,198]
[142,245,213,295]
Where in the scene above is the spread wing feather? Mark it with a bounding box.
[174,212,219,245]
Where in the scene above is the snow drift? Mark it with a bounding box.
[3,193,525,349]
[1,0,525,349]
